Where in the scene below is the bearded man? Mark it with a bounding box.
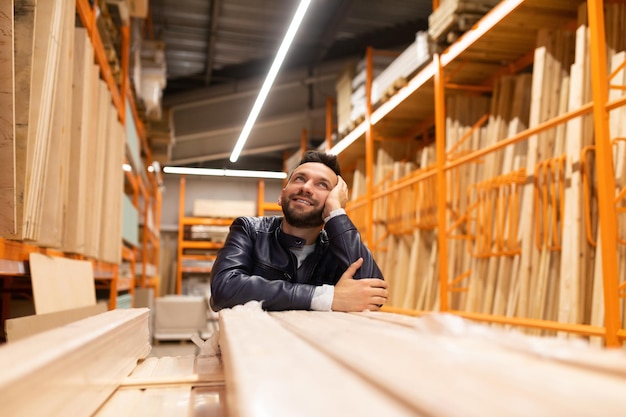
[210,151,387,312]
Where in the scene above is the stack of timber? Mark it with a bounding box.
[348,54,395,133]
[444,93,491,312]
[96,353,225,417]
[2,0,125,263]
[220,306,626,417]
[0,309,151,417]
[373,2,626,339]
[428,0,501,44]
[371,32,432,106]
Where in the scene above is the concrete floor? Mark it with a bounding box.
[148,339,199,357]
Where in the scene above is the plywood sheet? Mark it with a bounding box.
[8,0,36,240]
[37,0,75,248]
[23,0,64,240]
[0,0,16,236]
[64,27,93,254]
[29,252,96,314]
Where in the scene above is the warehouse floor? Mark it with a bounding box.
[148,340,198,357]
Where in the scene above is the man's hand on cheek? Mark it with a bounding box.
[323,176,348,219]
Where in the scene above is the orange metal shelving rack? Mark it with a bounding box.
[341,0,626,346]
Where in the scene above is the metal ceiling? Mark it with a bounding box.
[149,0,432,171]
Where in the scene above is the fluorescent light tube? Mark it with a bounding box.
[230,0,312,163]
[163,166,287,179]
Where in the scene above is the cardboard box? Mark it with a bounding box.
[126,0,148,18]
[153,295,207,340]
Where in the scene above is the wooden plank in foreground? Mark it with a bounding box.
[0,308,151,417]
[271,311,626,417]
[219,305,419,417]
[96,352,226,416]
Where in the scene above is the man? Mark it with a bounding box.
[210,151,388,312]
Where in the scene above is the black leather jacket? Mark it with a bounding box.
[210,214,384,311]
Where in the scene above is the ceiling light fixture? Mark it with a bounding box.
[163,166,287,180]
[229,0,312,163]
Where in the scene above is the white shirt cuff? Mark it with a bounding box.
[323,208,346,223]
[311,284,334,311]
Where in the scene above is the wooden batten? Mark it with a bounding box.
[0,308,151,417]
[559,20,590,329]
[64,27,93,254]
[82,66,102,258]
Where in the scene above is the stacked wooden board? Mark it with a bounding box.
[0,308,151,417]
[219,306,626,417]
[1,0,126,263]
[428,0,502,44]
[95,354,225,417]
[364,2,626,338]
[371,32,432,105]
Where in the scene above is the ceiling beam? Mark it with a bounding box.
[204,0,222,86]
[308,0,355,65]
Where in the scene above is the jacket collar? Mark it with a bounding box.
[276,219,328,249]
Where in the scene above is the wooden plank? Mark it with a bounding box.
[99,108,124,263]
[94,387,193,417]
[219,305,418,417]
[7,0,36,240]
[0,308,151,417]
[357,311,626,376]
[273,310,626,416]
[29,252,96,314]
[64,27,93,254]
[37,0,75,248]
[85,81,110,257]
[0,0,16,236]
[515,28,551,319]
[23,0,64,240]
[120,354,224,388]
[82,65,101,257]
[559,22,588,328]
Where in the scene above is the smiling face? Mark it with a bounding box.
[279,162,338,228]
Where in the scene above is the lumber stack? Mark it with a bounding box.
[367,3,626,339]
[0,0,16,236]
[219,305,626,417]
[1,1,126,263]
[95,353,225,417]
[371,32,432,106]
[0,308,151,417]
[428,0,501,44]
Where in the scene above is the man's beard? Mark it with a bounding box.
[281,196,324,228]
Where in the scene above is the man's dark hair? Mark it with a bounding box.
[298,151,341,176]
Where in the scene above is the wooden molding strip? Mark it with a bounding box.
[0,308,151,417]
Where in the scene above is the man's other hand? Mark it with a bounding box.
[331,258,389,312]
